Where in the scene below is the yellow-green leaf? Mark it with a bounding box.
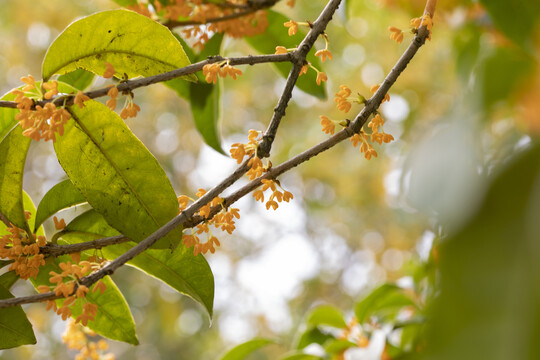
[42,9,196,82]
[54,100,181,248]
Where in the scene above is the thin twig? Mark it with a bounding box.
[39,235,129,257]
[0,53,292,110]
[257,0,342,158]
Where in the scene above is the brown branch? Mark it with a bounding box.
[0,53,292,110]
[257,0,343,158]
[0,211,11,228]
[39,235,129,257]
[0,0,436,309]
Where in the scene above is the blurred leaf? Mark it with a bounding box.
[34,179,87,232]
[54,100,181,249]
[245,10,327,99]
[0,284,36,349]
[453,24,481,82]
[477,47,534,112]
[111,0,138,5]
[480,0,540,52]
[0,260,12,269]
[0,271,18,289]
[295,327,335,349]
[355,284,416,324]
[220,338,277,360]
[279,352,324,360]
[42,10,196,82]
[324,339,357,355]
[62,210,215,318]
[32,252,138,344]
[306,304,347,329]
[57,69,95,91]
[424,142,540,360]
[0,125,31,230]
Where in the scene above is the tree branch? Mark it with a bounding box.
[0,0,436,309]
[39,235,129,257]
[0,53,292,110]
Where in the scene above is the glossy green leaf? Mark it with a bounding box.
[62,210,214,318]
[54,100,181,249]
[354,284,416,324]
[424,142,540,360]
[58,69,95,91]
[0,271,18,289]
[42,9,196,82]
[0,284,36,349]
[34,179,87,232]
[221,338,277,360]
[0,125,31,230]
[295,327,334,349]
[245,10,326,99]
[32,252,138,344]
[306,304,347,329]
[480,0,540,52]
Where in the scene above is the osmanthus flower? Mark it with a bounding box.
[253,179,293,211]
[74,91,91,109]
[334,85,353,113]
[275,46,288,54]
[315,48,333,62]
[106,86,119,111]
[299,64,308,76]
[320,115,336,135]
[284,19,299,36]
[316,71,328,86]
[103,62,115,78]
[42,80,58,99]
[388,26,404,44]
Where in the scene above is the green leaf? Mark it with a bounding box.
[57,69,95,91]
[42,9,196,82]
[0,91,19,143]
[112,0,138,6]
[279,352,324,360]
[0,125,31,230]
[354,284,416,324]
[0,284,36,349]
[306,304,347,329]
[479,0,540,53]
[62,210,214,318]
[324,339,357,355]
[165,34,225,153]
[34,179,87,232]
[424,142,540,360]
[220,338,277,360]
[295,327,335,349]
[32,253,138,344]
[54,100,181,249]
[0,260,13,269]
[245,10,326,99]
[0,271,19,289]
[476,47,534,112]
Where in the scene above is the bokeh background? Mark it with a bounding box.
[1,0,539,358]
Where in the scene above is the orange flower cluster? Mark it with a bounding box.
[388,26,404,43]
[350,131,378,160]
[129,1,269,49]
[315,48,333,62]
[230,130,270,180]
[0,221,46,280]
[179,191,240,256]
[335,85,352,113]
[103,62,115,79]
[63,320,115,360]
[320,115,336,135]
[202,62,243,84]
[411,14,433,40]
[105,83,140,120]
[38,254,107,325]
[12,76,71,142]
[252,179,293,211]
[106,86,119,111]
[284,20,299,36]
[368,114,394,145]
